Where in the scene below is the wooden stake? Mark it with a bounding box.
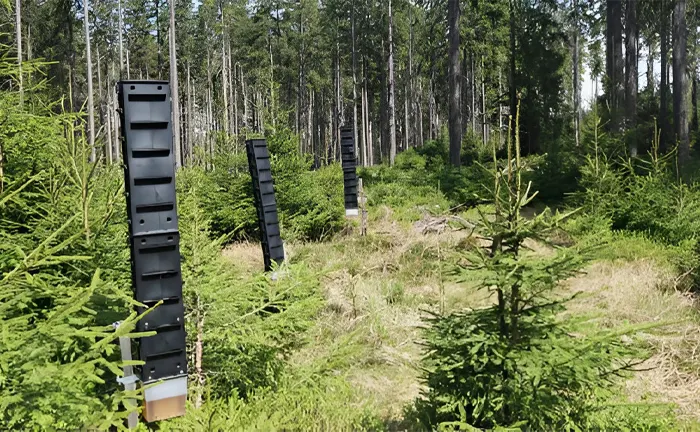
[113,322,138,430]
[359,177,367,236]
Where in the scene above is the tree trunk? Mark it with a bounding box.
[692,72,698,136]
[106,76,113,165]
[169,0,181,168]
[447,0,461,166]
[351,0,360,163]
[388,0,397,165]
[367,65,375,165]
[407,5,414,149]
[84,0,96,161]
[228,42,234,136]
[156,0,162,76]
[118,0,124,77]
[126,46,131,79]
[499,69,503,148]
[647,39,655,96]
[207,53,213,164]
[404,82,409,151]
[418,79,424,147]
[334,20,341,159]
[187,62,193,164]
[15,0,22,105]
[429,71,436,139]
[98,46,111,164]
[233,62,239,137]
[573,0,580,147]
[268,32,275,127]
[26,23,31,61]
[660,0,669,151]
[673,0,689,166]
[111,62,120,161]
[242,65,248,131]
[380,39,388,162]
[471,54,476,133]
[606,0,623,132]
[625,0,638,156]
[509,0,517,146]
[222,31,229,136]
[482,56,487,145]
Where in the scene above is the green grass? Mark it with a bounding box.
[159,179,700,431]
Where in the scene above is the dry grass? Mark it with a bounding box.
[221,241,264,271]
[220,210,700,427]
[566,259,700,422]
[279,212,477,423]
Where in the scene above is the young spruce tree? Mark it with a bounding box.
[418,106,669,430]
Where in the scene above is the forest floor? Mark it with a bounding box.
[222,205,700,430]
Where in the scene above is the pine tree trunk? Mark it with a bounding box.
[625,0,638,156]
[407,5,413,149]
[673,0,689,166]
[509,0,517,147]
[169,0,181,168]
[482,56,487,145]
[228,42,234,136]
[242,66,248,132]
[98,46,111,164]
[404,82,409,151]
[84,0,96,161]
[362,59,369,166]
[418,79,424,147]
[388,0,397,165]
[15,0,23,105]
[367,68,375,166]
[647,39,655,96]
[471,54,476,132]
[118,0,124,77]
[187,62,193,164]
[111,62,120,161]
[692,73,699,136]
[297,3,304,147]
[106,74,113,165]
[222,32,229,136]
[380,40,388,162]
[156,0,162,76]
[308,89,314,159]
[233,62,239,137]
[207,52,213,164]
[192,74,198,163]
[126,47,130,79]
[448,0,461,166]
[499,69,503,148]
[429,71,436,140]
[606,0,623,132]
[351,0,360,164]
[573,0,580,147]
[26,23,31,60]
[268,33,274,127]
[334,21,341,159]
[660,0,669,151]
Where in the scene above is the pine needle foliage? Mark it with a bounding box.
[0,55,143,430]
[175,173,324,403]
[0,149,144,431]
[417,106,670,430]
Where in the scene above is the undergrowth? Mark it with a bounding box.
[415,109,676,431]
